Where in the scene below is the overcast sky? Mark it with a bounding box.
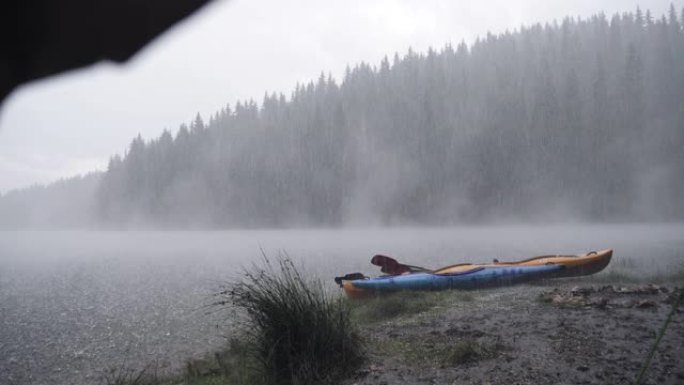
[0,0,677,193]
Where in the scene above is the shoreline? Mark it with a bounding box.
[346,281,683,385]
[84,279,684,385]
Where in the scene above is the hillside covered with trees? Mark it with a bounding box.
[2,6,683,228]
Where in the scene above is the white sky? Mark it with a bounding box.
[0,0,677,193]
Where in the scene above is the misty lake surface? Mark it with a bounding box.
[1,224,683,385]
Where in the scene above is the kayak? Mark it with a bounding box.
[340,249,613,298]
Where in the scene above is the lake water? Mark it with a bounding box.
[1,225,682,385]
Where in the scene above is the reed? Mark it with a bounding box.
[225,255,364,385]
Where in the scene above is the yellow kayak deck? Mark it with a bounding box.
[435,249,613,277]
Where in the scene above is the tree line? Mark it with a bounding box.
[2,6,683,228]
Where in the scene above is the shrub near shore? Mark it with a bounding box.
[222,256,364,385]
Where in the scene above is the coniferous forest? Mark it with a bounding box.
[2,7,684,228]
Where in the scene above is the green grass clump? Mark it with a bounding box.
[350,290,473,323]
[441,339,490,366]
[585,269,640,284]
[371,335,500,369]
[653,261,684,284]
[99,364,161,385]
[177,338,258,385]
[352,292,434,321]
[225,256,364,385]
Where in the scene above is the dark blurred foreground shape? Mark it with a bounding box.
[0,0,213,104]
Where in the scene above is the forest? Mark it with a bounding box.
[2,6,683,228]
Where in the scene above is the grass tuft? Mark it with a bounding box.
[177,338,259,385]
[352,292,434,322]
[350,290,473,323]
[371,334,502,369]
[223,254,364,385]
[99,364,160,385]
[441,339,489,366]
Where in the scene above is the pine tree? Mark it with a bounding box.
[88,6,684,227]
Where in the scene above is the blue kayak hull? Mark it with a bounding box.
[350,264,563,292]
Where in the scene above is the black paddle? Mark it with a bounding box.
[334,272,367,286]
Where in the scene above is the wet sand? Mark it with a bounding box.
[348,282,683,385]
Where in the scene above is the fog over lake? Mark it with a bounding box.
[1,224,682,385]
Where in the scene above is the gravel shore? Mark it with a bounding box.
[347,282,683,385]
